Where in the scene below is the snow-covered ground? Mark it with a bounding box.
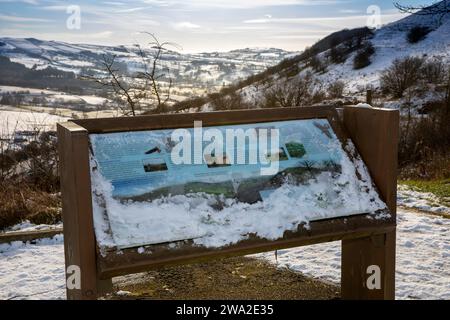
[398,185,450,214]
[0,109,66,138]
[258,208,450,300]
[0,205,448,300]
[0,236,65,300]
[3,221,62,234]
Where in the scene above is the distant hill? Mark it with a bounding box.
[0,38,294,91]
[174,0,450,111]
[0,56,92,94]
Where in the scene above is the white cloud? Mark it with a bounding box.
[141,0,170,7]
[243,13,407,28]
[102,1,126,5]
[114,7,147,13]
[173,22,201,30]
[339,9,359,14]
[0,0,39,4]
[40,5,67,11]
[86,31,114,38]
[269,34,327,39]
[0,14,50,22]
[139,0,343,9]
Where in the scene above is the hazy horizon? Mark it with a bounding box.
[0,0,433,53]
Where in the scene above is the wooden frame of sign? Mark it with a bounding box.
[57,105,398,300]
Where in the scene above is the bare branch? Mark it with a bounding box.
[394,1,450,22]
[82,33,179,115]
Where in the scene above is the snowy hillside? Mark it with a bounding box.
[316,6,450,93]
[216,2,450,109]
[0,38,294,88]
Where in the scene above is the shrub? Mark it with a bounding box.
[210,91,251,111]
[0,125,62,230]
[407,26,431,44]
[421,59,446,84]
[353,43,375,70]
[329,46,347,64]
[309,55,327,73]
[380,56,425,97]
[398,100,450,179]
[263,73,317,108]
[1,130,59,191]
[311,90,327,104]
[327,81,345,98]
[0,185,61,230]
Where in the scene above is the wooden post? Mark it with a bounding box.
[366,89,373,105]
[57,122,112,300]
[341,106,399,299]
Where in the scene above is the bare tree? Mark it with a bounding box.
[394,1,450,21]
[83,55,142,116]
[264,72,317,108]
[327,80,345,99]
[135,33,181,114]
[380,56,425,97]
[440,65,450,115]
[83,33,179,116]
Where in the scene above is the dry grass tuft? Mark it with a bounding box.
[0,184,61,230]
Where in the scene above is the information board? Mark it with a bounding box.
[58,106,398,299]
[89,118,387,249]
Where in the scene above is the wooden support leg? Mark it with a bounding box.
[341,107,399,300]
[341,230,396,299]
[58,122,113,300]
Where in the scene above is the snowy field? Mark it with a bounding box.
[257,208,450,300]
[398,185,450,214]
[0,236,65,300]
[0,201,448,300]
[1,110,446,299]
[0,109,66,138]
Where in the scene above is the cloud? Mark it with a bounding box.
[268,34,328,39]
[139,0,343,9]
[40,5,68,11]
[114,7,147,13]
[140,0,171,6]
[339,9,360,14]
[0,0,39,4]
[0,29,116,45]
[0,14,50,22]
[173,22,201,30]
[86,31,114,38]
[243,13,407,28]
[102,1,126,5]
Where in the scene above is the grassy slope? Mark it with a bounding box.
[399,179,450,206]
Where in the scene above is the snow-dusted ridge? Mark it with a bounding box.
[319,7,450,93]
[235,2,450,105]
[0,38,294,87]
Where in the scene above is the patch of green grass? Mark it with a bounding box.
[399,179,450,206]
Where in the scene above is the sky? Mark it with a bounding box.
[0,0,434,52]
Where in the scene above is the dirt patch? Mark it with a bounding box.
[111,256,339,300]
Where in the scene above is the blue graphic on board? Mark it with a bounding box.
[89,119,342,202]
